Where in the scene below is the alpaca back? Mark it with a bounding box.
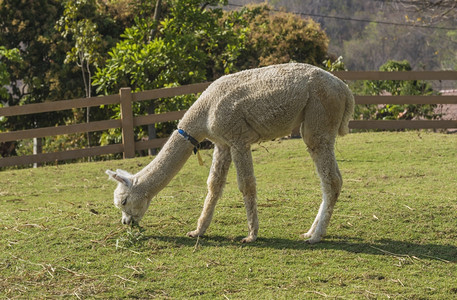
[193,63,315,142]
[180,63,353,143]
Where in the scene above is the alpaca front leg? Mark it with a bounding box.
[232,146,259,243]
[187,144,231,238]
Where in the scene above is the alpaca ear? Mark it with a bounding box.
[116,169,132,177]
[106,169,132,187]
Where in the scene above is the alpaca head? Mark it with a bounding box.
[106,169,151,226]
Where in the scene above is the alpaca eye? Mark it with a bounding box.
[121,197,128,206]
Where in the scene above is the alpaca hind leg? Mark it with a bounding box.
[231,145,258,243]
[300,200,324,239]
[302,136,342,244]
[187,144,231,238]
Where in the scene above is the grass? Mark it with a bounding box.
[1,131,456,299]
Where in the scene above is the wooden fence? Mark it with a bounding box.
[1,71,456,168]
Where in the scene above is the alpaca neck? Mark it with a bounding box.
[135,130,195,199]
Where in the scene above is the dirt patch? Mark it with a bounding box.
[437,90,457,133]
[436,104,457,120]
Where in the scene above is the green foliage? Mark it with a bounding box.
[322,56,346,72]
[56,0,103,66]
[0,0,66,128]
[0,0,114,159]
[0,47,22,134]
[0,47,22,101]
[230,4,329,70]
[93,0,235,94]
[0,0,79,159]
[94,2,330,94]
[354,60,439,121]
[93,0,243,145]
[1,132,457,298]
[0,0,123,158]
[56,0,104,98]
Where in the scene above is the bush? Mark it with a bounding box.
[352,60,440,121]
[229,4,329,70]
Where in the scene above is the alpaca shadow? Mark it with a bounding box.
[256,236,457,263]
[147,234,457,263]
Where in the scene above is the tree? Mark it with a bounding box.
[230,4,329,70]
[0,0,123,158]
[343,21,442,71]
[0,46,22,157]
[56,0,103,99]
[395,0,457,22]
[56,0,104,148]
[0,47,22,103]
[234,0,457,71]
[93,0,244,152]
[429,28,457,70]
[0,0,63,118]
[94,0,238,94]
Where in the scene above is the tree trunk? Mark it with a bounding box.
[82,55,92,160]
[147,0,162,156]
[148,0,163,42]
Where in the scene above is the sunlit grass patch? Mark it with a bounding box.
[1,132,456,298]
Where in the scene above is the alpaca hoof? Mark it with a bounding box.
[300,232,313,239]
[303,237,322,244]
[241,235,256,243]
[186,230,201,238]
[301,231,322,244]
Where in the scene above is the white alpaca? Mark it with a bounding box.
[106,63,354,244]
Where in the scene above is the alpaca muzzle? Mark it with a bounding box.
[122,215,135,225]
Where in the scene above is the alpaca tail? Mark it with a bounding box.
[338,88,355,136]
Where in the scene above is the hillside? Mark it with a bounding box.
[227,0,457,71]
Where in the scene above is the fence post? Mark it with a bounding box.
[33,137,42,168]
[119,88,135,159]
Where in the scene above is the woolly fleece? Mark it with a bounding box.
[106,63,354,243]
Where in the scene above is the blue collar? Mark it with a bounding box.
[177,129,200,154]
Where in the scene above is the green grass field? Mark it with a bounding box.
[1,132,456,299]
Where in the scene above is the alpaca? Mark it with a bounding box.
[106,63,354,244]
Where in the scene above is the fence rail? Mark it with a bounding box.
[1,71,456,168]
[332,70,457,80]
